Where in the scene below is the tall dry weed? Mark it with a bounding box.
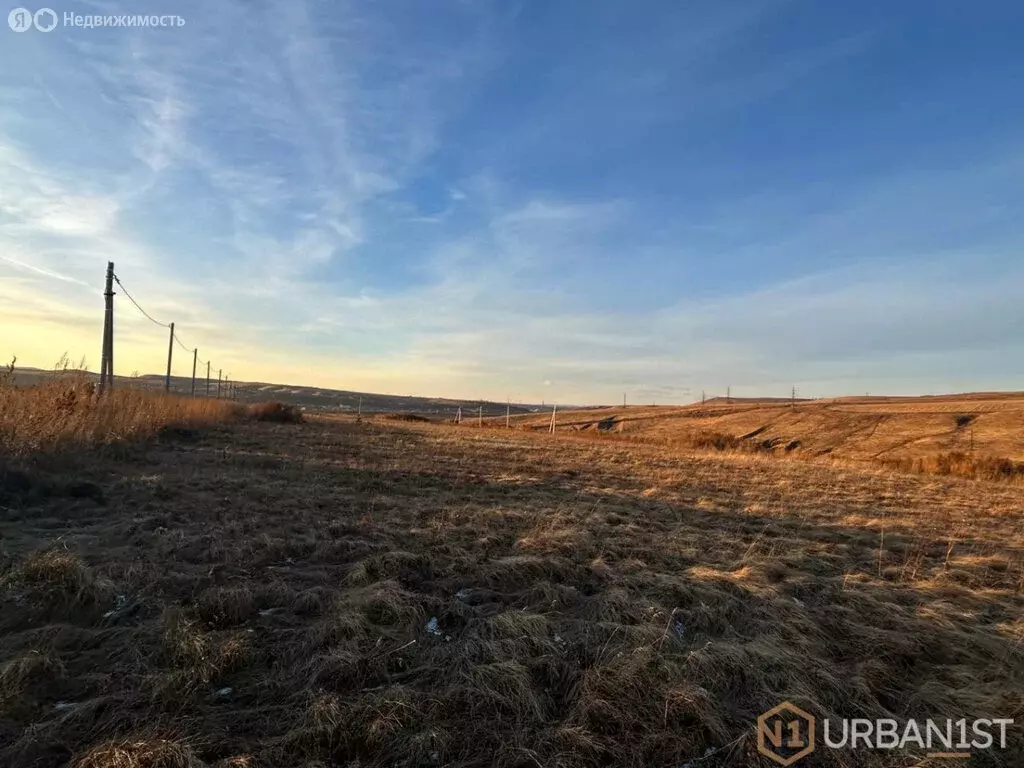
[0,363,242,455]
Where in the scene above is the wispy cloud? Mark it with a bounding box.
[3,0,1023,401]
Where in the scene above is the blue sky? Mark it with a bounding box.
[3,0,1024,403]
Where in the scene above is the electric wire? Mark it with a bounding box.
[112,274,169,328]
[112,273,224,384]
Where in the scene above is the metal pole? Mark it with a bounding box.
[164,322,174,392]
[191,349,198,396]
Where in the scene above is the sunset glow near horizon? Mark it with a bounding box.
[3,1,1024,403]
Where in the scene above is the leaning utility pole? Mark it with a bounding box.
[99,261,115,392]
[164,322,175,392]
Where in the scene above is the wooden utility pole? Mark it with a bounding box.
[217,369,222,398]
[357,395,362,421]
[727,386,731,404]
[206,361,211,397]
[478,404,483,427]
[191,349,198,396]
[506,398,510,428]
[623,392,626,408]
[456,406,462,424]
[701,390,706,404]
[164,322,175,392]
[99,261,115,392]
[549,404,557,434]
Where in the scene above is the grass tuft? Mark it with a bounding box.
[72,738,204,768]
[248,402,304,423]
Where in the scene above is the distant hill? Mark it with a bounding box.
[10,367,555,419]
[497,393,1024,462]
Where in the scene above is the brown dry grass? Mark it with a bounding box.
[498,394,1024,483]
[880,452,1024,482]
[1,415,1022,766]
[0,372,242,456]
[247,402,304,424]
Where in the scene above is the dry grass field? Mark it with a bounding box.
[500,394,1024,482]
[0,369,243,457]
[1,386,1023,767]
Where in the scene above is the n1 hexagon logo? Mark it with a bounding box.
[757,701,816,766]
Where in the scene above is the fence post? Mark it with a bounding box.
[206,361,211,396]
[99,261,114,392]
[164,322,174,392]
[191,349,198,396]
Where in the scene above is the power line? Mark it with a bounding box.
[173,333,193,355]
[103,265,231,396]
[112,274,169,328]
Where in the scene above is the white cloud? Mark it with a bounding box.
[3,0,1023,404]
